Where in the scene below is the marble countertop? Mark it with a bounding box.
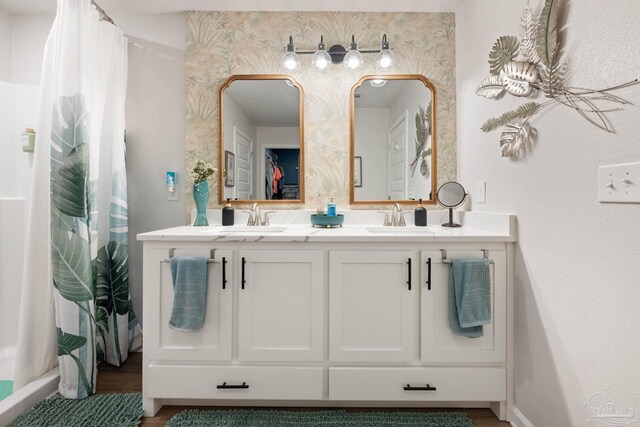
[137,211,516,243]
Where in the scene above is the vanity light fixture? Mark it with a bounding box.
[282,34,395,71]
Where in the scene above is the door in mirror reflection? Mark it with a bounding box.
[350,75,436,204]
[219,75,304,203]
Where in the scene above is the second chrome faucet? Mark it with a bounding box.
[244,203,275,226]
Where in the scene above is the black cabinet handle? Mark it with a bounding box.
[404,384,436,391]
[241,257,246,290]
[217,382,249,389]
[222,257,227,290]
[426,257,432,290]
[407,258,412,290]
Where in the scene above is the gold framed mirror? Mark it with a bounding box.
[218,75,305,204]
[350,75,437,205]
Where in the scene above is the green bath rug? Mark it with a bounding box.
[0,380,13,401]
[166,409,475,427]
[8,392,142,427]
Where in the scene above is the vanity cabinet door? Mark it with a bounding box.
[420,250,506,364]
[329,251,418,363]
[238,250,324,362]
[144,248,233,362]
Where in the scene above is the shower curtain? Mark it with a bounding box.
[14,0,141,399]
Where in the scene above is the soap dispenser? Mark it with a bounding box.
[415,199,427,226]
[222,198,234,226]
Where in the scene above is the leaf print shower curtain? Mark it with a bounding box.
[14,0,141,399]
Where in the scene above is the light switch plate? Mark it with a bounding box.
[476,181,486,204]
[598,162,640,203]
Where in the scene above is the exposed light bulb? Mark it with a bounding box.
[377,51,395,68]
[344,35,363,70]
[370,79,387,87]
[344,51,363,69]
[282,52,300,70]
[376,34,395,70]
[281,36,300,71]
[314,55,329,69]
[311,35,332,72]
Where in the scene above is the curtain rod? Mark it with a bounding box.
[91,0,115,25]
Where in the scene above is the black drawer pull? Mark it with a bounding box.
[217,382,249,389]
[426,257,432,290]
[404,384,436,391]
[241,257,246,290]
[407,258,412,290]
[222,257,227,290]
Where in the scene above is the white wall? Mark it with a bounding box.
[0,7,11,81]
[255,126,299,199]
[10,14,53,84]
[0,81,39,351]
[457,1,640,425]
[113,13,187,325]
[222,94,256,200]
[354,108,389,200]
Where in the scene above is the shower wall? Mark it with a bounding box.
[0,81,39,351]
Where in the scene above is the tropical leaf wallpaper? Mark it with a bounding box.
[185,11,456,218]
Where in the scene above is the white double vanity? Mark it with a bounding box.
[138,210,516,421]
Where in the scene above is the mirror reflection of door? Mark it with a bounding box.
[389,111,409,200]
[234,127,253,199]
[352,76,435,203]
[220,76,303,202]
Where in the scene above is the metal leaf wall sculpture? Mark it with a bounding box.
[477,0,639,158]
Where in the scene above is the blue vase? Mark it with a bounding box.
[193,180,209,226]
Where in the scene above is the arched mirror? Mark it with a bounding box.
[218,75,304,204]
[350,75,436,205]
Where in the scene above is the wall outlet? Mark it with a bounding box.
[598,162,640,203]
[476,181,486,204]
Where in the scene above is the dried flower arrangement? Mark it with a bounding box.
[191,160,216,183]
[477,0,639,158]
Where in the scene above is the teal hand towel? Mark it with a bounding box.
[169,256,208,332]
[449,258,491,338]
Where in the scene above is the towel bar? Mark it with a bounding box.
[440,249,494,265]
[161,247,216,263]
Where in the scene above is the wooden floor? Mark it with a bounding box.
[96,353,510,427]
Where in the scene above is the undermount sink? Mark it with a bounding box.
[218,226,288,233]
[366,227,435,234]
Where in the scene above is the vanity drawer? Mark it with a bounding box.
[329,367,505,401]
[146,365,323,400]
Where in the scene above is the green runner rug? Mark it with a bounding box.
[166,409,475,426]
[8,392,142,427]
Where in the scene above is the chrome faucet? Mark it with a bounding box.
[378,203,408,226]
[244,203,275,226]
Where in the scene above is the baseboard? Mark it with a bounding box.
[511,407,534,427]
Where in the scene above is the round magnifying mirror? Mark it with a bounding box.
[437,181,466,227]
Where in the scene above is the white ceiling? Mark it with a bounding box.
[0,0,462,15]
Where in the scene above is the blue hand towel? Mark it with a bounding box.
[449,258,491,338]
[169,256,209,332]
